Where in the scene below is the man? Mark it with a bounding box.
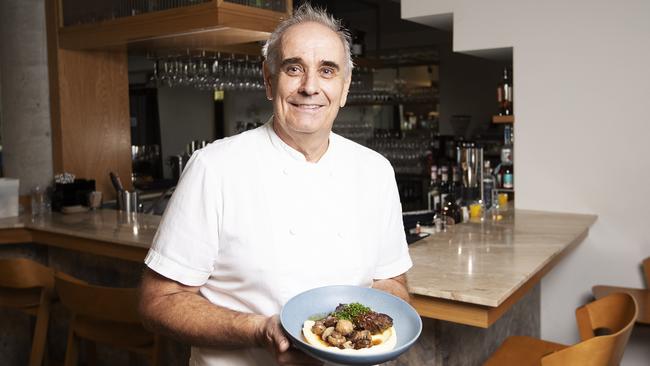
[138,4,412,365]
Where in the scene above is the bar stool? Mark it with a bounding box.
[592,256,650,325]
[484,292,637,366]
[0,258,54,366]
[55,273,160,366]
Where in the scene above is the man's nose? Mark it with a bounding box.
[299,70,320,95]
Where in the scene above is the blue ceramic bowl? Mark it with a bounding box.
[280,285,422,366]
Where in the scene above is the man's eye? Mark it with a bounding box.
[321,68,336,77]
[286,66,302,75]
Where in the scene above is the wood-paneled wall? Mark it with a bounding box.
[46,0,132,201]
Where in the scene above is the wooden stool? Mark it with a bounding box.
[484,292,637,366]
[592,256,650,325]
[0,258,54,366]
[55,273,160,366]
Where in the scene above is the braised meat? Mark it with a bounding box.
[323,315,338,328]
[354,312,393,334]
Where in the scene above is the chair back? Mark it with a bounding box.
[541,292,637,366]
[0,258,54,289]
[0,258,55,366]
[643,257,650,289]
[55,273,141,324]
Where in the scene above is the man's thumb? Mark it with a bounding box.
[274,332,290,352]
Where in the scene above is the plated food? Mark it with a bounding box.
[302,303,397,354]
[281,285,422,365]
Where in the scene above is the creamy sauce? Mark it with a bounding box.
[302,320,397,354]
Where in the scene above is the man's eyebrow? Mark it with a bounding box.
[279,57,341,71]
[280,57,303,68]
[320,60,340,71]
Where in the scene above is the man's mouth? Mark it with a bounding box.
[289,102,324,110]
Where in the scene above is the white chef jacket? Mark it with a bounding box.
[145,120,412,366]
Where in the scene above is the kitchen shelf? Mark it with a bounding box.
[56,0,291,51]
[492,115,514,124]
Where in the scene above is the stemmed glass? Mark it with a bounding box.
[150,51,266,92]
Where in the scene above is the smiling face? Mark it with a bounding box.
[264,21,351,144]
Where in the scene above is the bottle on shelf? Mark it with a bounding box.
[482,161,496,209]
[495,150,514,189]
[502,163,514,189]
[504,123,513,146]
[439,165,450,205]
[427,163,440,212]
[495,124,514,189]
[351,29,366,57]
[497,67,513,116]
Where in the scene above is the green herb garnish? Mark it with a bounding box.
[332,303,371,321]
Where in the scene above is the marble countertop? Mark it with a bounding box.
[407,208,597,307]
[0,210,159,250]
[0,207,596,308]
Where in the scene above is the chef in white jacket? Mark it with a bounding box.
[138,3,412,365]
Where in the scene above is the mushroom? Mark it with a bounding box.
[311,321,326,336]
[350,330,372,349]
[326,331,346,348]
[335,319,354,336]
[321,326,335,341]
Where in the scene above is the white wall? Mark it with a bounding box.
[402,0,650,365]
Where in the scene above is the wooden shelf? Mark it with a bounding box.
[492,115,514,124]
[56,1,291,51]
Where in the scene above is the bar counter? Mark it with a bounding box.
[0,208,596,326]
[408,208,596,327]
[0,208,596,365]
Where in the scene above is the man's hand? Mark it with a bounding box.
[257,315,323,366]
[372,273,410,303]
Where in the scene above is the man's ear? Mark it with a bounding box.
[263,61,274,100]
[340,72,352,107]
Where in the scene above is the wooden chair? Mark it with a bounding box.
[55,273,160,366]
[592,256,650,325]
[484,292,637,366]
[0,258,54,366]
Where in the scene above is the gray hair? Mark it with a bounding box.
[262,2,354,76]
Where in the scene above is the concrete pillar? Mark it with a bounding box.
[0,0,53,194]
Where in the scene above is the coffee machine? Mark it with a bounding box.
[456,142,483,205]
